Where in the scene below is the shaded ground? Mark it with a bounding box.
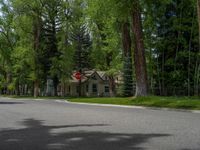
[0,101,24,105]
[0,118,169,150]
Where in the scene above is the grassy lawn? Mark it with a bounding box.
[68,96,200,110]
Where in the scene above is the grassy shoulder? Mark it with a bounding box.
[68,96,200,110]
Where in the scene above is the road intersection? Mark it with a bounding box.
[0,97,200,150]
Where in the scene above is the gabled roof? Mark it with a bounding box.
[96,71,106,79]
[70,70,108,83]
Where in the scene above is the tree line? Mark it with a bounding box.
[0,0,200,97]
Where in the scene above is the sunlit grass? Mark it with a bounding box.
[68,96,200,110]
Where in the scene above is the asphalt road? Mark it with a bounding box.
[0,97,200,150]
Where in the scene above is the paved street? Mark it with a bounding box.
[0,97,200,150]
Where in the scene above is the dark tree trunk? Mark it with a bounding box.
[53,76,59,96]
[122,22,132,57]
[108,76,116,97]
[78,69,82,97]
[198,0,200,46]
[34,80,39,97]
[131,1,148,96]
[6,71,12,95]
[16,81,20,96]
[195,0,200,96]
[33,17,41,98]
[61,82,65,97]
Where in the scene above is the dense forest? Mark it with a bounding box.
[0,0,200,97]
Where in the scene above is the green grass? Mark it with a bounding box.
[68,96,200,110]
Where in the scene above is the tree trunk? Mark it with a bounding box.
[197,0,200,46]
[78,79,82,97]
[61,82,65,97]
[188,10,195,96]
[122,22,132,57]
[131,1,148,96]
[34,80,39,97]
[53,76,59,96]
[78,69,82,97]
[6,71,12,95]
[16,81,20,96]
[33,17,41,98]
[196,0,200,96]
[108,76,115,97]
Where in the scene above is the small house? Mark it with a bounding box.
[63,70,111,97]
[57,70,122,97]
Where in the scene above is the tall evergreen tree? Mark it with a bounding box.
[122,22,134,96]
[42,0,64,96]
[71,25,92,71]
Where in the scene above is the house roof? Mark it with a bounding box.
[70,70,107,83]
[96,71,106,79]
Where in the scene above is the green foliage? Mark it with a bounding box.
[7,83,15,91]
[87,0,122,73]
[123,56,134,96]
[0,0,200,97]
[143,0,199,96]
[70,25,92,70]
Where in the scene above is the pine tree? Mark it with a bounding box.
[71,25,92,71]
[41,0,63,96]
[121,22,134,97]
[123,56,134,96]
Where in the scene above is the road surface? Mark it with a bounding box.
[0,97,200,150]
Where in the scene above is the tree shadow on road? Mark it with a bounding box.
[180,149,200,150]
[0,102,24,105]
[0,119,170,150]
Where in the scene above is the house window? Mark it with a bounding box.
[69,86,71,92]
[105,86,109,93]
[86,84,89,92]
[92,84,97,93]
